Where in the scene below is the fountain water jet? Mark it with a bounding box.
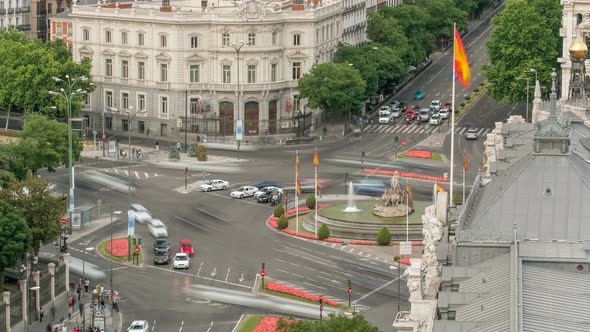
[342,181,362,213]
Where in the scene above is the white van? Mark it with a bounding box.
[147,219,168,238]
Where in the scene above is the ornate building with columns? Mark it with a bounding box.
[66,0,342,140]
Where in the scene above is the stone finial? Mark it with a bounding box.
[3,291,9,304]
[48,263,55,276]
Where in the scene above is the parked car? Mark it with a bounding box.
[254,186,283,198]
[404,109,417,121]
[231,186,258,199]
[419,108,431,122]
[429,114,441,126]
[391,108,402,118]
[131,204,152,224]
[153,239,170,254]
[465,128,478,140]
[430,100,441,111]
[173,253,190,269]
[389,100,400,108]
[127,320,149,332]
[257,188,282,203]
[147,219,168,238]
[153,251,170,265]
[438,109,449,120]
[179,239,194,257]
[199,179,229,191]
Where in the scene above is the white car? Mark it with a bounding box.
[147,219,168,238]
[419,108,431,122]
[379,106,391,113]
[465,128,478,140]
[391,108,402,118]
[254,186,283,198]
[173,253,190,269]
[127,320,149,332]
[429,114,441,126]
[378,115,391,124]
[438,109,449,120]
[199,179,229,192]
[430,100,441,111]
[230,186,258,199]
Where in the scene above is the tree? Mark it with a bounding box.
[0,200,32,291]
[298,63,366,119]
[377,227,392,246]
[278,215,289,230]
[484,0,561,103]
[0,173,65,255]
[306,194,316,209]
[274,204,285,217]
[278,314,380,332]
[415,0,468,43]
[318,224,330,240]
[334,45,380,98]
[8,114,82,175]
[366,11,409,52]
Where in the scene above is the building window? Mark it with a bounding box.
[121,60,128,78]
[105,30,111,43]
[56,24,62,36]
[222,33,230,46]
[138,61,145,80]
[271,63,277,82]
[190,35,198,48]
[82,29,90,41]
[47,3,52,14]
[160,63,168,82]
[190,98,199,115]
[138,94,146,111]
[272,31,277,46]
[138,121,145,134]
[189,64,200,83]
[105,91,113,108]
[121,31,128,45]
[138,32,144,46]
[68,24,72,36]
[161,96,168,114]
[247,65,256,83]
[160,35,167,48]
[105,59,112,77]
[84,94,90,106]
[222,65,231,83]
[122,119,129,131]
[293,33,301,46]
[292,62,301,80]
[121,92,129,110]
[247,33,256,46]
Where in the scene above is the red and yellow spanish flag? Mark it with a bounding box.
[313,149,319,167]
[454,26,470,89]
[436,182,447,193]
[463,153,469,172]
[406,184,414,205]
[295,151,301,196]
[313,148,321,197]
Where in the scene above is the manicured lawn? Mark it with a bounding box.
[238,315,264,332]
[97,237,143,264]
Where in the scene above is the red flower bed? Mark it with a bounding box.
[265,281,338,306]
[253,316,293,332]
[106,238,129,257]
[348,240,378,245]
[404,150,432,159]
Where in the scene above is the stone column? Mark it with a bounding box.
[19,278,27,327]
[32,271,40,321]
[48,263,56,304]
[63,253,70,294]
[3,291,10,332]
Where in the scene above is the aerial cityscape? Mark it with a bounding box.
[0,0,587,331]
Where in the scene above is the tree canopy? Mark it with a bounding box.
[0,199,32,290]
[298,63,366,118]
[0,28,93,119]
[278,314,380,332]
[484,0,561,103]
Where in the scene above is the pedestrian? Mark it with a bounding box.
[137,149,142,160]
[84,278,90,293]
[79,301,83,316]
[47,323,52,332]
[100,298,105,312]
[54,327,59,332]
[67,305,72,319]
[76,285,81,300]
[75,326,81,332]
[62,325,67,332]
[40,308,44,321]
[132,148,136,159]
[176,142,182,152]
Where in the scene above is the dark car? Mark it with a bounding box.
[153,251,170,265]
[153,239,170,254]
[254,181,280,189]
[353,180,388,196]
[257,188,281,203]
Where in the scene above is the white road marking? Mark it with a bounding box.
[124,170,129,176]
[304,282,327,290]
[352,277,400,304]
[316,275,341,284]
[225,267,231,282]
[206,321,214,332]
[144,172,149,178]
[134,171,140,179]
[113,169,119,175]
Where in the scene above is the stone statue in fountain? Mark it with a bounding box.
[373,172,415,218]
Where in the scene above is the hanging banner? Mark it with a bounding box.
[236,120,243,141]
[127,210,135,236]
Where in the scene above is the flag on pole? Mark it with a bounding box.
[313,149,319,167]
[463,153,469,172]
[406,184,414,207]
[454,26,471,89]
[313,148,321,197]
[295,152,301,196]
[436,182,447,193]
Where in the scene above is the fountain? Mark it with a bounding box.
[342,181,362,213]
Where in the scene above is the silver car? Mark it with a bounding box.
[419,108,430,122]
[465,129,478,140]
[131,204,152,224]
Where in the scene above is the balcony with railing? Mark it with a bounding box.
[8,7,14,14]
[20,6,30,12]
[0,8,5,15]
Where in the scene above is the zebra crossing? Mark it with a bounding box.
[363,124,491,136]
[100,167,160,180]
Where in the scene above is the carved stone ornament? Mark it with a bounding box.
[235,0,282,19]
[578,13,590,31]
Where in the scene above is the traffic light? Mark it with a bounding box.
[319,295,323,305]
[132,238,137,246]
[138,238,142,246]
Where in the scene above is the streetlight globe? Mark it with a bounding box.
[60,88,65,92]
[50,106,57,109]
[52,77,62,82]
[76,88,82,92]
[48,91,57,95]
[65,74,69,79]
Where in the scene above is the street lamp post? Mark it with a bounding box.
[49,75,89,227]
[111,209,122,312]
[229,41,246,154]
[81,246,94,332]
[517,76,531,123]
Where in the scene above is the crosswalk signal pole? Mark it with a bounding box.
[319,295,324,321]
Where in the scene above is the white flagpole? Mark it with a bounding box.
[314,160,318,237]
[462,163,466,206]
[406,191,409,242]
[450,22,457,206]
[433,182,437,205]
[295,150,299,234]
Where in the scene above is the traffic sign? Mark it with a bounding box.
[400,241,412,255]
[401,140,407,145]
[61,218,67,225]
[260,270,266,277]
[133,246,140,253]
[347,287,352,294]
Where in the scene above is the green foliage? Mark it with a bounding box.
[305,194,316,209]
[196,145,208,161]
[0,145,26,181]
[473,88,480,93]
[0,28,93,118]
[464,96,471,101]
[318,224,330,240]
[453,193,463,205]
[484,0,561,104]
[377,227,392,246]
[0,199,32,290]
[188,143,198,157]
[277,215,288,230]
[298,63,366,118]
[460,102,466,108]
[415,0,468,42]
[393,255,401,262]
[169,147,180,160]
[274,204,284,217]
[277,313,380,332]
[0,173,65,255]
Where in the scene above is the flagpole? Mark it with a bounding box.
[406,191,409,242]
[462,163,466,206]
[295,150,299,235]
[450,22,457,207]
[433,182,436,205]
[314,152,318,238]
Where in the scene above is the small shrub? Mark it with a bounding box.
[377,227,391,246]
[188,143,198,157]
[480,82,485,87]
[196,145,208,161]
[464,96,471,101]
[306,194,316,209]
[274,204,284,217]
[453,193,462,205]
[393,255,401,262]
[318,224,330,240]
[277,215,288,230]
[473,88,479,93]
[460,102,466,108]
[168,147,180,160]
